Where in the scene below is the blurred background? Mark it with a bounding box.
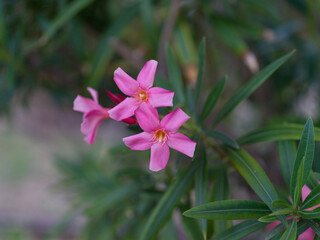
[1,0,319,239]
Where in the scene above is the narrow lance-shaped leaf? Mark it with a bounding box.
[166,45,185,103]
[293,160,304,209]
[214,219,267,240]
[200,76,226,122]
[181,212,204,240]
[139,160,199,240]
[265,223,286,240]
[195,142,207,238]
[277,140,296,187]
[206,130,239,149]
[279,219,297,240]
[290,118,315,202]
[305,220,320,237]
[238,124,320,145]
[298,208,320,219]
[183,200,271,220]
[212,50,295,126]
[301,184,320,210]
[195,38,206,103]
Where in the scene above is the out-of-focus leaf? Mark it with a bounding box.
[195,142,207,237]
[238,124,320,145]
[87,6,137,87]
[139,0,157,50]
[40,0,94,45]
[183,200,271,220]
[279,219,297,240]
[265,223,286,240]
[301,184,320,210]
[305,220,320,236]
[290,118,315,202]
[307,171,320,190]
[206,130,239,149]
[195,38,206,103]
[186,86,198,122]
[181,211,204,240]
[299,208,320,219]
[214,219,267,240]
[166,45,185,103]
[278,140,296,187]
[139,161,199,240]
[212,50,295,126]
[200,76,226,122]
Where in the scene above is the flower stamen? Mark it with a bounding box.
[154,129,167,143]
[137,90,148,102]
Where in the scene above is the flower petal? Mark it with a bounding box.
[81,109,109,145]
[160,108,190,133]
[167,132,196,157]
[298,228,314,240]
[123,132,153,150]
[73,95,99,113]
[108,97,140,121]
[148,87,174,108]
[137,60,158,90]
[150,143,170,171]
[87,87,98,103]
[135,103,160,132]
[114,67,139,96]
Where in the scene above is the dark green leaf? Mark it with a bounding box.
[206,130,239,149]
[195,38,206,103]
[215,219,267,240]
[238,124,320,145]
[212,50,295,126]
[291,118,315,202]
[200,76,226,122]
[139,161,199,240]
[265,223,286,240]
[305,220,320,236]
[293,160,304,209]
[301,184,320,210]
[166,45,185,103]
[299,207,320,219]
[307,171,320,190]
[277,140,296,187]
[183,200,271,220]
[272,200,292,209]
[181,213,204,240]
[279,219,297,240]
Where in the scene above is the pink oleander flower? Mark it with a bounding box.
[74,88,136,145]
[267,185,320,239]
[108,60,174,121]
[123,103,196,172]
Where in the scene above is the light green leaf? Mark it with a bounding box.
[212,50,295,126]
[279,219,297,240]
[200,76,226,122]
[214,219,267,240]
[139,161,199,240]
[183,200,271,220]
[290,118,315,202]
[166,45,185,103]
[277,140,296,188]
[238,124,320,145]
[195,38,206,103]
[299,208,320,219]
[195,142,207,238]
[206,130,239,149]
[272,200,292,209]
[301,184,320,210]
[258,215,282,223]
[269,208,293,216]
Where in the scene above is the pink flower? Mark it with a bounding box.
[123,103,196,172]
[267,185,320,239]
[73,87,110,145]
[108,60,174,121]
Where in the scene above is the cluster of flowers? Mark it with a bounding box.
[73,60,196,171]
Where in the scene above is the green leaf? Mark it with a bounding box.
[301,184,320,210]
[258,215,282,223]
[290,118,315,202]
[181,212,204,240]
[139,161,199,240]
[238,124,320,145]
[277,140,296,187]
[186,86,198,122]
[166,45,185,103]
[272,200,292,209]
[299,207,320,219]
[183,200,271,220]
[213,169,232,235]
[293,160,304,209]
[308,171,320,190]
[86,7,137,87]
[206,130,239,149]
[212,50,295,126]
[39,0,93,45]
[305,220,320,237]
[214,219,267,240]
[195,143,207,237]
[265,223,286,240]
[200,76,226,122]
[195,38,206,103]
[268,208,293,216]
[279,219,297,240]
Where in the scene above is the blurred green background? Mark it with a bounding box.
[1,0,319,239]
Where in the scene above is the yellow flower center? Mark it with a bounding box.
[137,90,148,102]
[154,129,167,143]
